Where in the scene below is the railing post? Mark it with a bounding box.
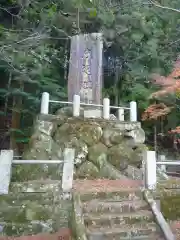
[103,98,110,119]
[118,108,124,121]
[40,92,49,114]
[159,155,166,172]
[144,151,156,190]
[0,150,13,194]
[130,101,137,122]
[62,148,75,199]
[73,95,80,117]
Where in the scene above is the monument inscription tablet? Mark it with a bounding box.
[68,33,103,105]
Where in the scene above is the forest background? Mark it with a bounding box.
[0,0,180,157]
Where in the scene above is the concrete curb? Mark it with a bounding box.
[143,189,175,240]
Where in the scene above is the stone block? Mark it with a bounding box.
[84,109,102,118]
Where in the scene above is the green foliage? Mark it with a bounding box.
[0,0,180,147]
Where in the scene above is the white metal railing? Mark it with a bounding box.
[12,160,64,164]
[143,151,176,239]
[40,92,137,122]
[157,155,180,177]
[143,150,180,190]
[0,148,75,197]
[156,161,180,166]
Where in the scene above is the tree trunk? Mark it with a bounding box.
[154,123,157,152]
[10,79,24,154]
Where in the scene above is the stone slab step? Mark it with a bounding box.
[84,210,154,227]
[9,180,62,193]
[0,204,70,223]
[157,178,180,187]
[80,188,143,202]
[87,234,165,240]
[74,180,142,194]
[86,225,163,240]
[83,199,149,214]
[0,192,61,207]
[0,221,54,236]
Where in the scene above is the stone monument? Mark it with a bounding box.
[68,33,103,117]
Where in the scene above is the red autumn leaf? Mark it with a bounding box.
[144,57,180,137]
[142,103,172,121]
[150,57,180,98]
[169,127,180,134]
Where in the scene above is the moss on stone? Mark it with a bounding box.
[11,163,63,181]
[0,193,72,236]
[160,193,180,220]
[0,222,48,236]
[20,111,146,181]
[0,204,53,222]
[153,183,180,220]
[88,143,107,169]
[76,161,99,179]
[107,143,133,170]
[0,192,54,207]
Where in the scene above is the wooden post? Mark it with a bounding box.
[62,148,75,199]
[40,92,49,114]
[0,150,13,194]
[130,101,137,122]
[144,151,156,190]
[103,98,110,119]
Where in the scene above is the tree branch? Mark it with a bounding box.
[149,1,180,13]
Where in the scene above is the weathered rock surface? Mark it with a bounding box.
[102,127,124,147]
[21,107,146,180]
[108,143,133,170]
[131,144,148,167]
[76,122,102,146]
[76,161,99,179]
[88,143,107,169]
[124,128,145,145]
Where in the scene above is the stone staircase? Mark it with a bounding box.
[0,180,71,237]
[0,179,179,239]
[73,181,166,240]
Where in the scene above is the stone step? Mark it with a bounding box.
[0,203,70,223]
[0,192,61,207]
[9,180,62,193]
[83,199,149,214]
[86,225,163,240]
[0,221,54,236]
[84,210,154,228]
[80,188,143,202]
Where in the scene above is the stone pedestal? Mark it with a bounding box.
[84,109,102,118]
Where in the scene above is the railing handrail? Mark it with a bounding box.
[0,148,75,197]
[157,161,180,165]
[12,160,65,164]
[49,99,130,110]
[40,92,137,122]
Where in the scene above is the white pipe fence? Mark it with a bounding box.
[0,149,75,197]
[156,161,180,166]
[144,150,180,190]
[12,160,64,164]
[143,151,157,190]
[40,92,137,122]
